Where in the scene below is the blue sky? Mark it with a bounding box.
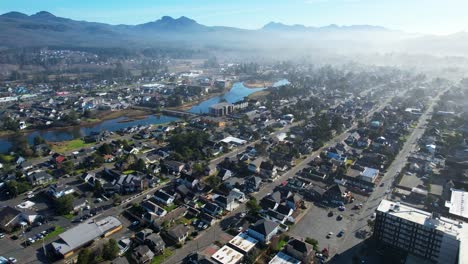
[1,0,467,35]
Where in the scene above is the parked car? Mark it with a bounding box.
[337,230,345,237]
[0,233,4,239]
[326,232,333,238]
[337,215,343,221]
[8,257,17,263]
[338,206,346,211]
[328,211,334,217]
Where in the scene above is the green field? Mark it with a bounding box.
[51,139,94,153]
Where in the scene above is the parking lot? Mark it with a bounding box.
[290,200,367,256]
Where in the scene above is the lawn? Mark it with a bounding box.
[44,226,65,240]
[123,170,136,175]
[163,204,178,212]
[31,226,65,244]
[50,139,93,153]
[63,213,74,220]
[0,154,15,163]
[152,249,173,264]
[176,217,192,225]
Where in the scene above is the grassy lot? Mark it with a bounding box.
[31,226,65,244]
[163,204,178,212]
[44,226,65,240]
[63,213,74,220]
[248,90,270,99]
[176,217,192,225]
[152,249,173,264]
[0,154,15,163]
[50,139,94,153]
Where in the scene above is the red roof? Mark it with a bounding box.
[55,155,65,163]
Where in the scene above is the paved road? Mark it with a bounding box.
[163,86,400,264]
[333,88,448,263]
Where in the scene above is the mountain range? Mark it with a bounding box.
[0,11,467,57]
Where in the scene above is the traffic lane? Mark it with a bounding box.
[335,88,446,257]
[0,237,23,259]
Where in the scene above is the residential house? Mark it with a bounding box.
[72,198,88,212]
[203,202,223,216]
[286,194,303,211]
[284,238,314,263]
[27,171,54,186]
[264,209,288,224]
[229,188,246,203]
[214,195,237,211]
[113,173,147,194]
[199,212,216,226]
[247,219,279,243]
[218,169,233,181]
[142,200,167,217]
[47,184,75,199]
[52,154,66,168]
[184,252,217,264]
[153,190,175,206]
[164,160,185,174]
[323,184,350,205]
[145,233,165,254]
[244,176,262,193]
[135,229,154,244]
[248,159,262,173]
[259,161,278,179]
[131,245,155,264]
[0,206,25,232]
[167,224,189,244]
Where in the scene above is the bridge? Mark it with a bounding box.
[161,109,200,118]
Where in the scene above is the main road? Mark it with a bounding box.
[333,87,448,263]
[163,86,403,264]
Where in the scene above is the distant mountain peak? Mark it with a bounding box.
[262,21,388,32]
[32,11,56,18]
[138,15,204,31]
[262,21,308,31]
[1,11,28,19]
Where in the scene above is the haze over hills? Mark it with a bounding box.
[1,11,468,57]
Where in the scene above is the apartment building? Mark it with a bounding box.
[374,199,468,264]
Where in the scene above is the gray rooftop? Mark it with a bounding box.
[52,216,122,255]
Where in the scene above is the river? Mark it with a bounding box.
[0,79,290,153]
[188,79,290,114]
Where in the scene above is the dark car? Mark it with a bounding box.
[328,211,334,217]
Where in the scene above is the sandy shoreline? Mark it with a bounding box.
[243,80,273,88]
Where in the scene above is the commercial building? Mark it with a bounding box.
[52,216,122,258]
[209,102,234,117]
[374,199,468,264]
[445,189,468,220]
[228,232,258,254]
[211,245,244,264]
[268,251,300,264]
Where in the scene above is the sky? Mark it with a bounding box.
[1,0,468,35]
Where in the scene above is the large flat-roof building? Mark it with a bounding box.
[374,199,468,264]
[52,216,122,258]
[211,245,243,264]
[209,102,234,117]
[445,189,468,220]
[228,232,258,254]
